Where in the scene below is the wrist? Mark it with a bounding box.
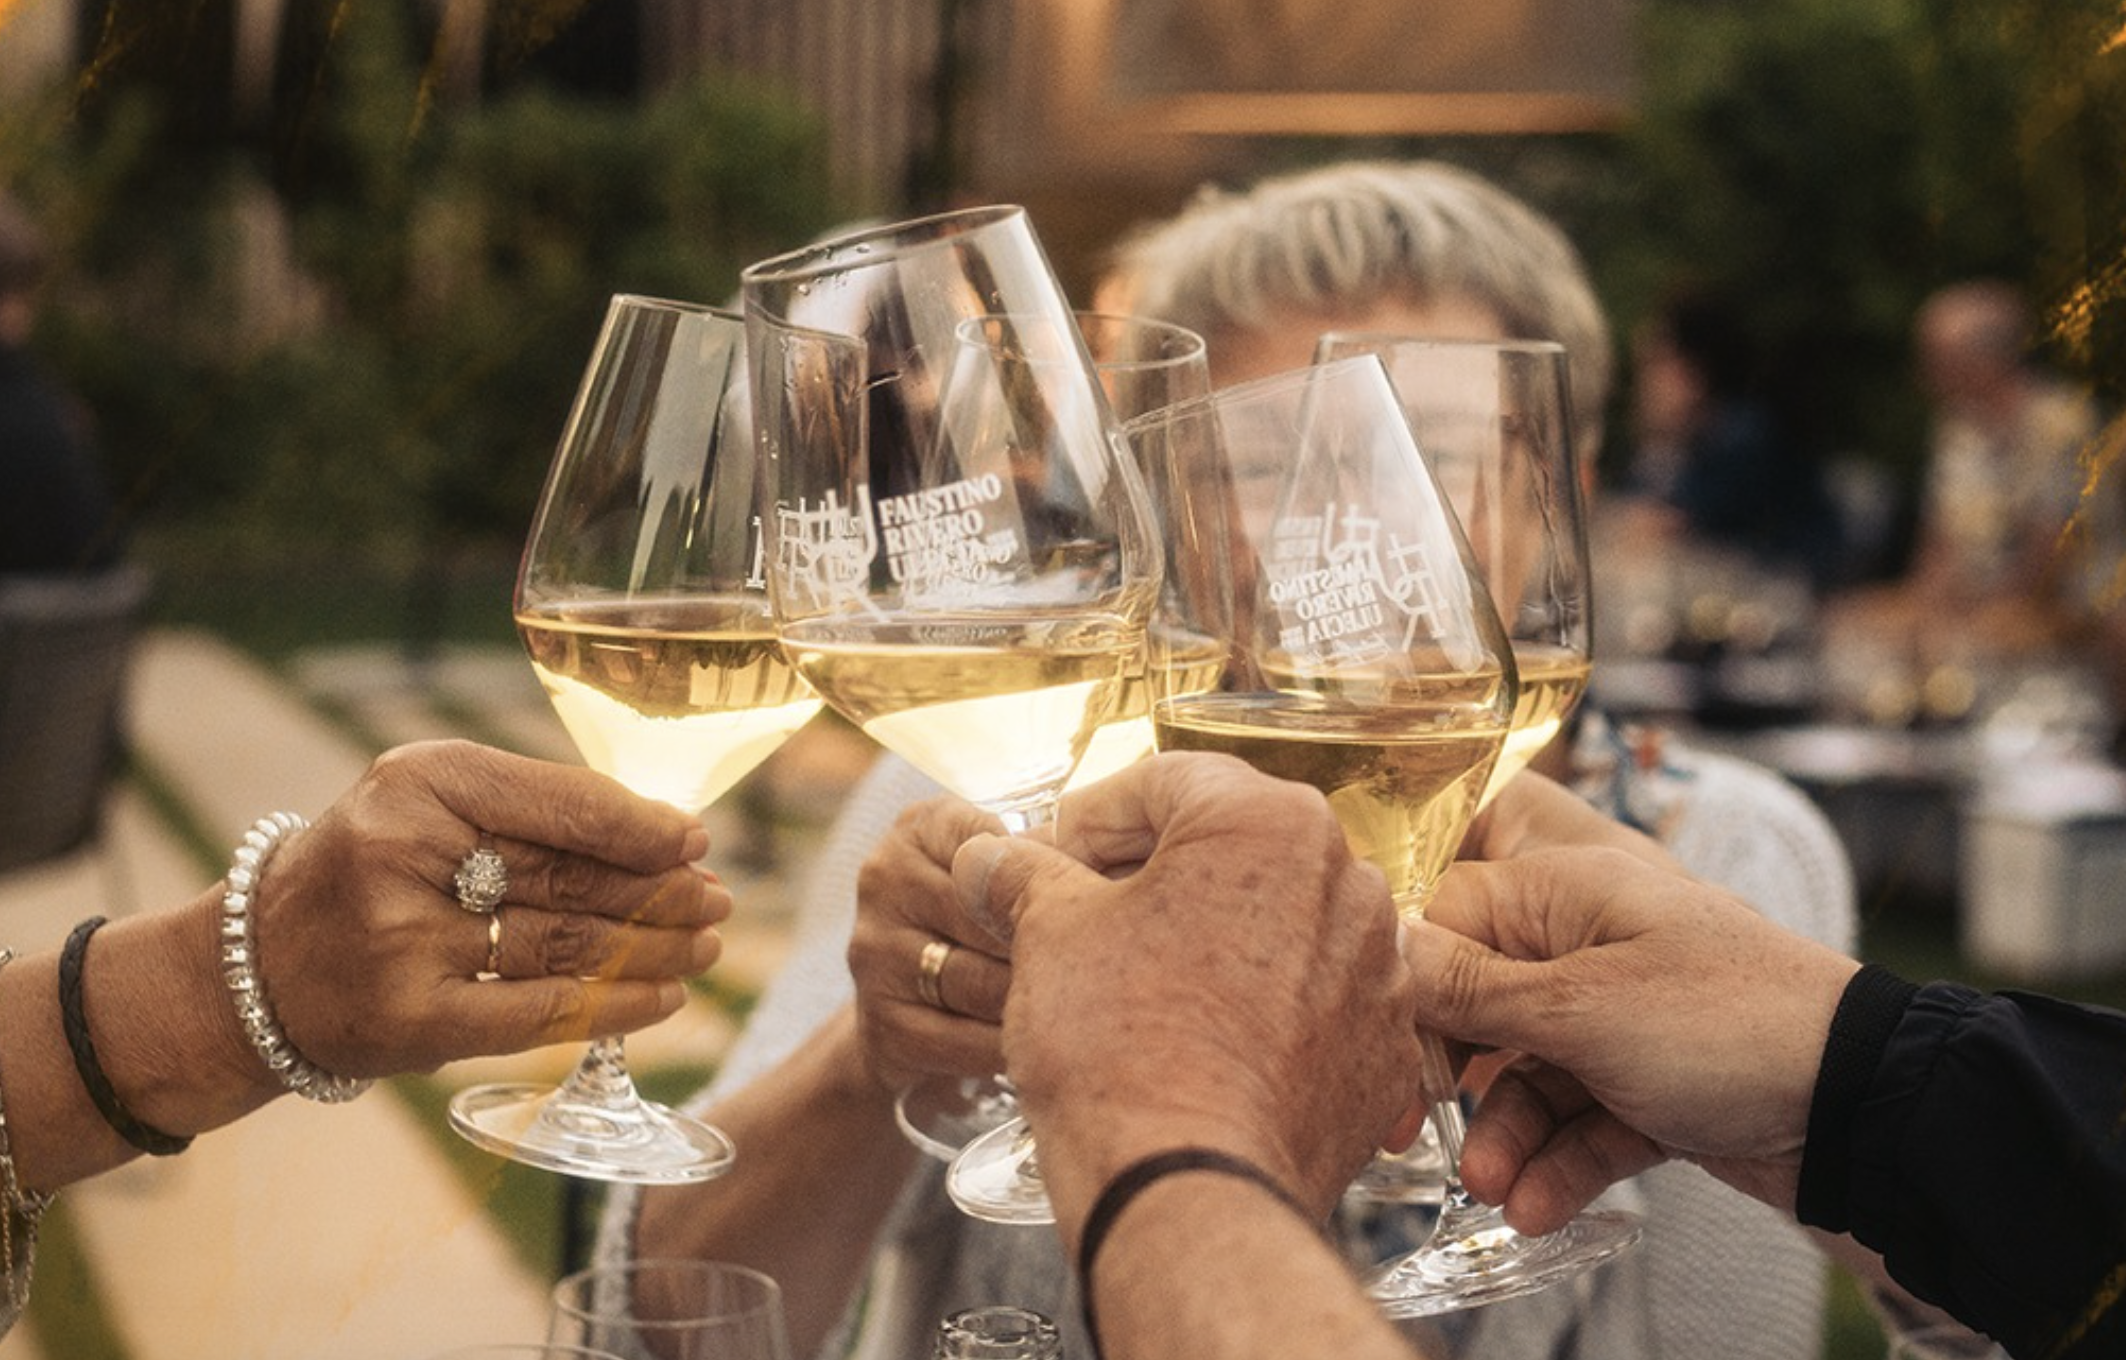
[1020,1093,1313,1246]
[88,894,285,1136]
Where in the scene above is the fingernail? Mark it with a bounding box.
[954,834,1014,945]
[681,826,710,863]
[690,926,723,971]
[657,979,686,1013]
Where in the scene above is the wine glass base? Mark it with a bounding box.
[1366,1209,1641,1319]
[449,1082,738,1185]
[945,1115,1055,1225]
[894,1074,1020,1161]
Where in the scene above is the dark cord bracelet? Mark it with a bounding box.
[1076,1147,1312,1359]
[59,917,193,1157]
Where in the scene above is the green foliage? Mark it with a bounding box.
[1595,0,2126,475]
[9,2,843,579]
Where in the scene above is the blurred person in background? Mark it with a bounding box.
[0,191,121,576]
[1821,279,2111,732]
[607,161,1868,1360]
[1619,288,1843,590]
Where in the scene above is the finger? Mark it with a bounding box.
[1500,1111,1665,1238]
[1460,1060,1662,1235]
[923,941,1011,1023]
[1050,751,1268,874]
[1398,914,1540,1049]
[952,831,1105,941]
[480,907,721,982]
[452,850,729,931]
[858,996,1007,1086]
[441,976,691,1055]
[377,740,709,874]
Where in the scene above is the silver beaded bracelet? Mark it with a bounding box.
[0,949,54,1332]
[219,813,371,1104]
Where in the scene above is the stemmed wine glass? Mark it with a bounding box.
[1139,354,1635,1315]
[742,208,1160,1224]
[1316,335,1594,1209]
[886,309,1209,1168]
[1320,336,1593,806]
[1309,338,1635,1314]
[449,295,822,1184]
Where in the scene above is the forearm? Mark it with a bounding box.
[632,1004,917,1357]
[0,888,277,1193]
[1081,1171,1424,1360]
[1799,978,2126,1358]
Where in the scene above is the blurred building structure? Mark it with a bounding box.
[0,0,1634,288]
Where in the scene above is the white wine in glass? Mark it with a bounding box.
[1139,355,1637,1316]
[1318,336,1593,806]
[449,295,820,1185]
[743,208,1160,1222]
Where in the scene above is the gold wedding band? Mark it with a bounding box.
[917,939,954,1011]
[482,911,504,979]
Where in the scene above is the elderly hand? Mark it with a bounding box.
[1402,772,1860,1232]
[249,739,730,1082]
[844,795,1015,1095]
[953,752,1424,1236]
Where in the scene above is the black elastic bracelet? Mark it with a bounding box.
[1076,1148,1312,1359]
[59,917,193,1157]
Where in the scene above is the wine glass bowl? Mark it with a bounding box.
[549,1259,793,1360]
[1137,355,1515,907]
[448,294,820,1185]
[1317,335,1593,805]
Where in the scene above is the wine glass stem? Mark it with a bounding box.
[995,794,1059,836]
[1418,1033,1490,1228]
[559,1036,640,1110]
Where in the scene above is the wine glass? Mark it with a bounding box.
[884,308,1208,1166]
[449,295,822,1184]
[549,1259,793,1360]
[1138,355,1637,1315]
[743,207,1160,1223]
[1315,336,1593,1208]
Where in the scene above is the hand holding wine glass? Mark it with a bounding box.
[449,295,821,1184]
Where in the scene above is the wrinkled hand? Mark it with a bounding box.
[954,752,1424,1232]
[845,795,1015,1094]
[252,740,729,1079]
[1404,773,1860,1232]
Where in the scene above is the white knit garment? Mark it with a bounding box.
[598,745,1858,1360]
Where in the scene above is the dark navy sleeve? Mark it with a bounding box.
[1797,968,2126,1358]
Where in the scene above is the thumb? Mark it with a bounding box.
[1399,917,1551,1056]
[952,831,1103,945]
